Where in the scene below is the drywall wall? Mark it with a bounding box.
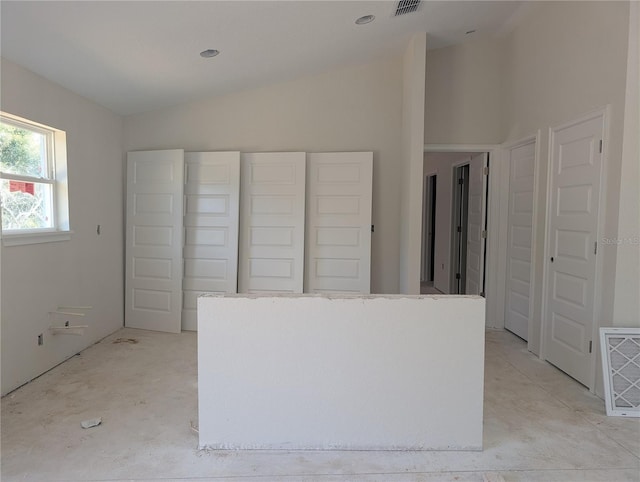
[613,0,640,327]
[1,58,124,395]
[399,33,426,294]
[198,294,485,450]
[124,56,403,294]
[424,35,504,145]
[502,0,633,361]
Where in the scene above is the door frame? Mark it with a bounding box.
[500,132,541,345]
[421,171,437,283]
[451,162,470,294]
[540,106,609,392]
[424,144,501,327]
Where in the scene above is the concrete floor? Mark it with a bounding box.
[420,281,442,295]
[2,328,639,482]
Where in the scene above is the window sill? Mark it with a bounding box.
[2,230,73,247]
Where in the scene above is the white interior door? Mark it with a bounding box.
[504,140,536,341]
[182,152,240,331]
[466,153,488,296]
[545,113,604,388]
[239,152,306,293]
[305,152,373,293]
[126,149,184,333]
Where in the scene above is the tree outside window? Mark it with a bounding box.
[0,117,56,232]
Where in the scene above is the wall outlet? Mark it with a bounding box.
[37,333,43,346]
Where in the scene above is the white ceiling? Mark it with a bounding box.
[1,1,523,116]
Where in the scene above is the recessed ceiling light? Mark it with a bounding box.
[200,49,220,58]
[355,15,375,25]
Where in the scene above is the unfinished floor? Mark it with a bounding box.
[1,328,639,482]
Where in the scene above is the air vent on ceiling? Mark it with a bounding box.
[395,0,421,16]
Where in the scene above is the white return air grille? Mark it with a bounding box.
[395,0,421,16]
[600,327,640,417]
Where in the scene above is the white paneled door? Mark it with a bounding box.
[545,112,604,388]
[239,152,306,293]
[126,150,184,333]
[182,152,240,331]
[305,152,373,293]
[465,153,488,296]
[505,140,536,341]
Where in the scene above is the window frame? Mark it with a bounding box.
[0,112,71,246]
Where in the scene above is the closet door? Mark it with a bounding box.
[238,152,306,293]
[305,152,373,293]
[126,149,184,333]
[182,152,240,331]
[504,140,536,341]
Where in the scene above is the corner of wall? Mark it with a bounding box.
[399,33,427,294]
[612,0,640,328]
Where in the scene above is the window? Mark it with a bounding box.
[0,112,70,245]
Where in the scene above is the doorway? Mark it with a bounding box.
[421,174,437,287]
[452,154,488,295]
[421,151,489,296]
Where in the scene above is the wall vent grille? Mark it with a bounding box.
[600,328,640,417]
[395,0,421,16]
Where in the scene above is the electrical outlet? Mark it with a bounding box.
[37,333,43,346]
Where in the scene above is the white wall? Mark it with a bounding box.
[124,57,403,294]
[613,0,640,327]
[1,58,124,395]
[198,294,485,450]
[399,33,427,294]
[502,1,634,361]
[425,35,504,145]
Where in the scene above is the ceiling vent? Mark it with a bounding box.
[394,0,421,16]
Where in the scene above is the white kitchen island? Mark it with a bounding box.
[197,294,485,451]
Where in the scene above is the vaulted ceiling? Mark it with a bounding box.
[1,1,523,115]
